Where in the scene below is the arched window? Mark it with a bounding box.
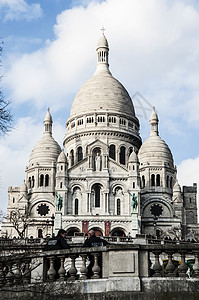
[142,175,145,188]
[151,174,155,187]
[156,174,160,186]
[28,177,31,188]
[60,182,62,188]
[70,149,74,166]
[170,177,173,188]
[109,144,116,160]
[40,174,44,187]
[129,148,133,156]
[77,146,83,162]
[45,174,49,187]
[119,146,126,165]
[93,184,101,207]
[117,199,121,215]
[166,176,169,188]
[75,198,78,215]
[32,176,35,188]
[38,229,43,238]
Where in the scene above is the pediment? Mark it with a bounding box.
[86,139,108,155]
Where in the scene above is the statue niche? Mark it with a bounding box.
[92,147,102,171]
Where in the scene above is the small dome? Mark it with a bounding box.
[57,150,67,163]
[173,180,181,193]
[129,151,138,163]
[150,107,158,122]
[139,107,174,166]
[138,135,174,166]
[29,109,61,166]
[97,34,109,49]
[44,107,52,123]
[29,135,61,165]
[20,180,27,193]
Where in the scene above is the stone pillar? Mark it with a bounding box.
[54,212,62,234]
[165,252,175,277]
[178,251,188,277]
[152,251,162,277]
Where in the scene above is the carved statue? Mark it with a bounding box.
[130,193,138,212]
[95,153,101,171]
[56,193,63,211]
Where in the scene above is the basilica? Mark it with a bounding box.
[1,32,198,240]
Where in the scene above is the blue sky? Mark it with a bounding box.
[0,0,199,212]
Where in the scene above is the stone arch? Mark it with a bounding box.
[91,183,103,208]
[109,144,116,160]
[151,174,155,187]
[30,199,54,217]
[89,141,108,155]
[71,186,82,215]
[141,199,173,218]
[128,147,134,156]
[92,147,102,171]
[39,174,44,187]
[119,145,126,165]
[66,227,80,236]
[70,183,84,194]
[112,184,124,195]
[88,180,105,191]
[111,227,126,237]
[77,145,83,162]
[156,174,160,186]
[70,149,74,166]
[88,227,103,236]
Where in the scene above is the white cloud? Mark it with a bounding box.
[178,156,199,187]
[0,0,42,21]
[3,0,199,126]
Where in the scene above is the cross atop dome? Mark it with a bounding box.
[95,27,110,74]
[101,26,105,35]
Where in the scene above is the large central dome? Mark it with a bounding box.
[69,31,135,119]
[70,72,135,118]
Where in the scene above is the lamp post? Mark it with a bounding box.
[51,214,55,237]
[153,216,158,237]
[46,219,49,237]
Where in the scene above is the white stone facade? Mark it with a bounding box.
[1,32,198,240]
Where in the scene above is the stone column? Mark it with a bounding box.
[178,251,188,277]
[152,251,162,277]
[165,252,175,277]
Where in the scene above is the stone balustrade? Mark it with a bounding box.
[0,243,199,287]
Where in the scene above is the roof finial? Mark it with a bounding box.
[101,26,105,35]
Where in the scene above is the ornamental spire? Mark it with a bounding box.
[95,27,111,74]
[44,107,53,135]
[149,106,159,136]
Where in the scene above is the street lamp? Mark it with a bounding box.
[46,219,49,236]
[51,214,55,236]
[153,216,158,237]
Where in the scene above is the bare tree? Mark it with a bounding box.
[0,210,6,225]
[0,41,13,135]
[9,209,29,238]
